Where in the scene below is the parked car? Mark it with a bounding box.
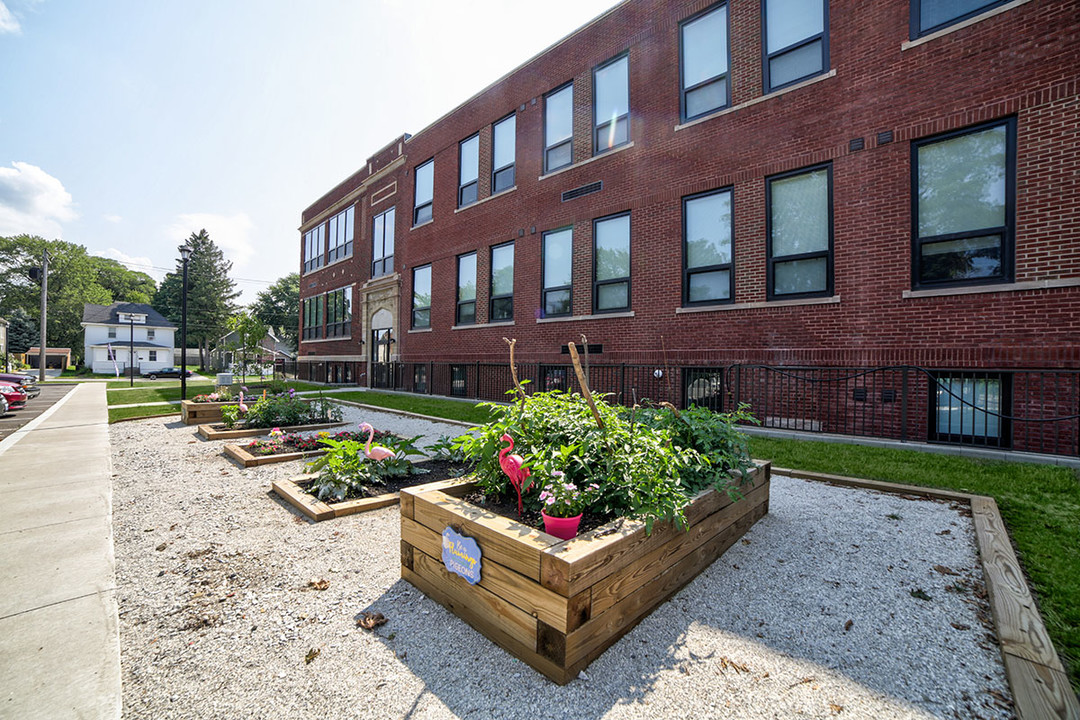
[0,372,40,398]
[140,367,193,380]
[0,381,28,411]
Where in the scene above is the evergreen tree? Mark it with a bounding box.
[6,307,38,354]
[153,230,240,367]
[251,272,299,351]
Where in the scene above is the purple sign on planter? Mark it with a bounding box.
[442,527,482,584]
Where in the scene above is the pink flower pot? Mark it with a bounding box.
[541,511,582,540]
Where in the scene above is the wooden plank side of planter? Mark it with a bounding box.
[590,480,770,616]
[541,462,770,596]
[408,549,540,653]
[332,493,400,517]
[270,478,335,521]
[401,559,570,685]
[401,516,571,632]
[412,489,560,581]
[223,444,325,467]
[1002,653,1080,720]
[401,478,476,521]
[563,499,768,670]
[181,401,230,425]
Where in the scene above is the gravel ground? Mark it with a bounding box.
[111,404,1013,719]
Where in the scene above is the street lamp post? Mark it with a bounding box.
[179,244,192,400]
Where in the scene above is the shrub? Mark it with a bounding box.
[241,392,342,429]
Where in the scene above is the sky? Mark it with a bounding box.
[0,0,621,303]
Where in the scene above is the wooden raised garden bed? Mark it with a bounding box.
[399,462,771,684]
[197,421,346,441]
[272,463,457,522]
[224,444,326,467]
[180,400,234,425]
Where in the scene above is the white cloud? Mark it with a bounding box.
[0,2,20,34]
[103,213,122,224]
[165,212,256,267]
[91,248,163,282]
[0,161,77,238]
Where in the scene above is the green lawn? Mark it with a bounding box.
[108,405,181,423]
[106,384,217,405]
[328,390,496,425]
[748,435,1080,694]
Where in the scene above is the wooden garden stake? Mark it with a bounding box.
[503,337,527,412]
[567,342,604,429]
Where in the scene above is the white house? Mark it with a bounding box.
[81,302,177,375]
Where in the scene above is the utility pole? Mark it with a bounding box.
[37,250,48,383]
[129,314,135,387]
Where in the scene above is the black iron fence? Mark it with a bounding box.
[339,360,1080,458]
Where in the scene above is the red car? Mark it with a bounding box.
[0,381,28,411]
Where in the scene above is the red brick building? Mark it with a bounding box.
[298,0,1080,457]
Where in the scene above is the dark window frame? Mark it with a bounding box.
[303,224,325,274]
[929,371,1012,448]
[413,159,434,226]
[679,2,732,123]
[326,205,354,264]
[541,226,573,318]
[458,133,479,208]
[302,296,324,341]
[411,264,432,330]
[450,364,468,397]
[682,187,735,307]
[491,112,516,194]
[455,251,477,326]
[910,117,1016,290]
[765,162,834,301]
[592,211,632,314]
[543,82,574,174]
[371,206,395,279]
[325,287,352,339]
[489,241,514,323]
[761,0,829,94]
[911,0,1010,38]
[592,52,631,156]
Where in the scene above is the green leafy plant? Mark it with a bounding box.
[456,390,716,532]
[241,391,342,429]
[305,432,427,502]
[428,434,469,464]
[220,403,241,428]
[537,471,602,518]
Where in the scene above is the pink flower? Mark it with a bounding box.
[545,497,555,505]
[564,483,576,491]
[539,491,550,501]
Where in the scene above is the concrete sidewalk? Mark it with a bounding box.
[0,383,121,719]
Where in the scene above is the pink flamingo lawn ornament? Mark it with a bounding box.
[499,434,531,517]
[359,422,396,462]
[237,392,248,415]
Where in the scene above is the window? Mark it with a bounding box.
[593,213,631,312]
[456,252,477,325]
[372,206,395,278]
[459,134,479,208]
[413,159,434,225]
[911,0,1009,38]
[302,296,323,340]
[767,164,832,299]
[412,265,431,329]
[413,365,428,394]
[303,224,324,273]
[149,350,157,362]
[108,327,116,339]
[492,114,516,193]
[544,83,573,173]
[932,372,1010,447]
[490,242,514,322]
[147,329,155,340]
[912,119,1014,288]
[763,0,828,92]
[450,364,468,397]
[593,54,629,155]
[680,3,730,122]
[542,228,573,317]
[326,287,352,338]
[683,188,734,305]
[327,205,355,263]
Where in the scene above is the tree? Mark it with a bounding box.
[225,311,268,382]
[153,230,241,368]
[0,235,111,362]
[90,256,157,303]
[6,307,38,354]
[251,272,299,351]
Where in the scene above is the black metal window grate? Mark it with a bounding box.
[562,181,603,202]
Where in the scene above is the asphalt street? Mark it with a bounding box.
[0,383,75,441]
